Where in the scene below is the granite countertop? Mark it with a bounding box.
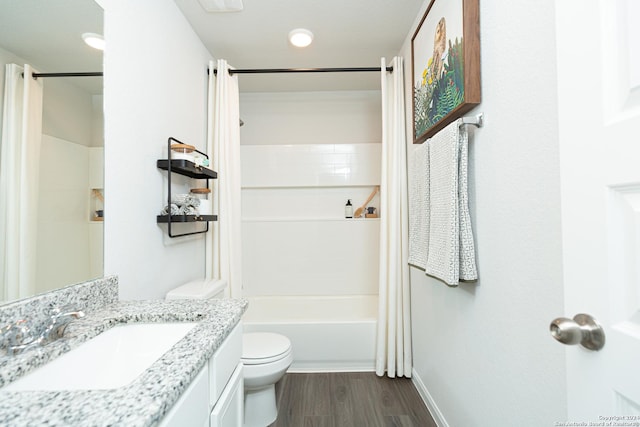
[0,298,248,426]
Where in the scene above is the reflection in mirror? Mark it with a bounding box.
[0,0,104,304]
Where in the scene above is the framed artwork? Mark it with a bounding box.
[411,0,481,144]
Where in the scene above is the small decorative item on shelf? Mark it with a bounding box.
[160,193,200,216]
[190,188,212,215]
[365,207,378,218]
[345,199,353,218]
[193,153,210,168]
[353,186,379,218]
[170,143,196,163]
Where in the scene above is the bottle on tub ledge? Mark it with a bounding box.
[345,199,353,218]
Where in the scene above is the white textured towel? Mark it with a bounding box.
[457,123,478,282]
[408,142,430,270]
[424,119,477,286]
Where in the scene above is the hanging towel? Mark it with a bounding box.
[425,119,477,286]
[457,123,478,282]
[408,142,430,270]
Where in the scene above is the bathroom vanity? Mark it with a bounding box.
[161,323,244,427]
[0,276,247,426]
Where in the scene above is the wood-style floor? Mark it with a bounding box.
[269,372,437,427]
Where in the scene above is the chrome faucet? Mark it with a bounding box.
[40,307,86,342]
[0,306,85,356]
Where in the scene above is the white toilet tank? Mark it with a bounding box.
[165,279,228,300]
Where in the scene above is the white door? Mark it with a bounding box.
[555,0,640,422]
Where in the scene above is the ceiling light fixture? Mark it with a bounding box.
[198,0,243,12]
[82,32,105,51]
[288,29,314,48]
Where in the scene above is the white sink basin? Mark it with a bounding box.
[3,322,197,391]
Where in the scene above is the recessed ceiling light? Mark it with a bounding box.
[198,0,243,12]
[289,29,314,48]
[82,33,105,51]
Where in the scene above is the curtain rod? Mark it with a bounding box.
[28,72,103,79]
[213,66,393,75]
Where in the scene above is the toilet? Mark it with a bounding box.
[166,279,292,427]
[242,332,292,426]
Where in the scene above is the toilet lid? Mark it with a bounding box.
[242,333,291,365]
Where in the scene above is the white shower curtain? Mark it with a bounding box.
[207,59,243,298]
[0,64,44,301]
[375,57,412,378]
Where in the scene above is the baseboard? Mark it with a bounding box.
[287,363,375,373]
[411,368,449,427]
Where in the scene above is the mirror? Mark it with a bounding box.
[0,0,104,304]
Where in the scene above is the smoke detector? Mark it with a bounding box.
[197,0,243,12]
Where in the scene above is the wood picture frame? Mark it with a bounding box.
[411,0,481,144]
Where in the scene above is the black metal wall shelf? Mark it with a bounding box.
[156,159,218,179]
[156,214,218,223]
[157,137,218,238]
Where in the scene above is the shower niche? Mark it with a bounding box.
[156,137,217,238]
[90,189,104,222]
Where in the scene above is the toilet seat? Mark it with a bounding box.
[242,332,292,365]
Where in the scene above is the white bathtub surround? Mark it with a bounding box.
[241,143,382,298]
[243,218,379,296]
[376,57,412,378]
[424,120,477,286]
[208,59,243,297]
[241,143,382,189]
[0,63,43,301]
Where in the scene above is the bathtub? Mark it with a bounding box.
[242,295,378,372]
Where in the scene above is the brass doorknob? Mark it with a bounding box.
[549,313,605,351]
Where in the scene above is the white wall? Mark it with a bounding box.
[404,1,567,426]
[91,95,104,147]
[0,46,96,147]
[42,80,94,146]
[239,91,381,145]
[102,0,212,299]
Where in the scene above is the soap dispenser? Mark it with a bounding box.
[345,199,353,218]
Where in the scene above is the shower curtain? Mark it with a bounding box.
[375,57,412,378]
[207,59,243,298]
[0,64,44,301]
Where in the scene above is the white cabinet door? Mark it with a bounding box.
[210,364,243,427]
[158,366,209,427]
[209,324,243,408]
[556,0,640,421]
